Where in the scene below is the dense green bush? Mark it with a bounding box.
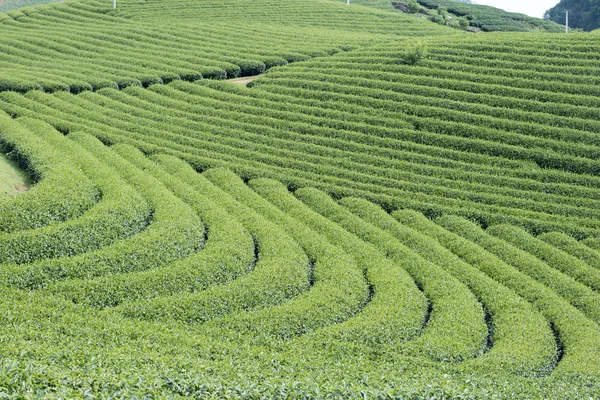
[539,231,600,270]
[430,215,600,377]
[200,170,368,344]
[117,166,310,323]
[488,224,600,292]
[0,137,205,302]
[45,152,255,307]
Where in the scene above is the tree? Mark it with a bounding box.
[545,0,600,31]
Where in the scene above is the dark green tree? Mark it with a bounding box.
[545,0,600,31]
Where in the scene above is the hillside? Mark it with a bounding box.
[546,0,600,31]
[0,0,599,397]
[416,0,564,31]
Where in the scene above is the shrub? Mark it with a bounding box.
[401,41,427,65]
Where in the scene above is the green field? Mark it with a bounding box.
[0,0,599,398]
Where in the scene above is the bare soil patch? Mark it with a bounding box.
[226,76,260,86]
[0,152,31,200]
[12,185,30,192]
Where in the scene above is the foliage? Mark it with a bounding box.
[545,0,600,31]
[419,0,564,31]
[401,41,428,64]
[0,0,599,397]
[407,0,421,13]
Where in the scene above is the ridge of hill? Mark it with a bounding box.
[0,0,454,94]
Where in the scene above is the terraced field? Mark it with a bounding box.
[1,0,600,397]
[416,0,564,32]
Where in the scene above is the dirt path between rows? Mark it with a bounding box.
[226,76,261,86]
[0,153,31,200]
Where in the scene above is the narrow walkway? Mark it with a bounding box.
[0,152,31,199]
[225,76,261,86]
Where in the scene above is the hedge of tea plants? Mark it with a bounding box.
[0,0,599,397]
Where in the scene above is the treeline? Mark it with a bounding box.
[545,0,600,31]
[417,0,563,31]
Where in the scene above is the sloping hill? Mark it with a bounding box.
[546,0,600,32]
[0,0,599,397]
[418,0,564,31]
[0,0,452,93]
[4,33,600,237]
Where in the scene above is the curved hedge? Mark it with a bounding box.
[116,166,310,323]
[296,188,487,363]
[539,231,600,271]
[364,207,556,377]
[432,215,600,377]
[0,136,205,301]
[0,112,99,233]
[0,118,151,264]
[201,170,369,344]
[250,178,427,350]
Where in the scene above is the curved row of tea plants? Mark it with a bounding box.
[1,125,599,396]
[4,32,600,239]
[1,0,599,396]
[0,0,452,93]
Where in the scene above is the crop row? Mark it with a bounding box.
[1,121,599,394]
[46,147,258,310]
[256,72,600,161]
[0,131,205,297]
[0,118,150,265]
[116,158,311,322]
[4,86,600,237]
[345,201,556,376]
[250,179,428,350]
[398,212,600,377]
[191,79,600,189]
[293,186,487,363]
[109,0,453,36]
[3,84,600,237]
[0,0,416,94]
[0,112,98,233]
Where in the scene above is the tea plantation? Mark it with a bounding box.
[0,0,599,398]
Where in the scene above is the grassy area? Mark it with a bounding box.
[0,151,30,200]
